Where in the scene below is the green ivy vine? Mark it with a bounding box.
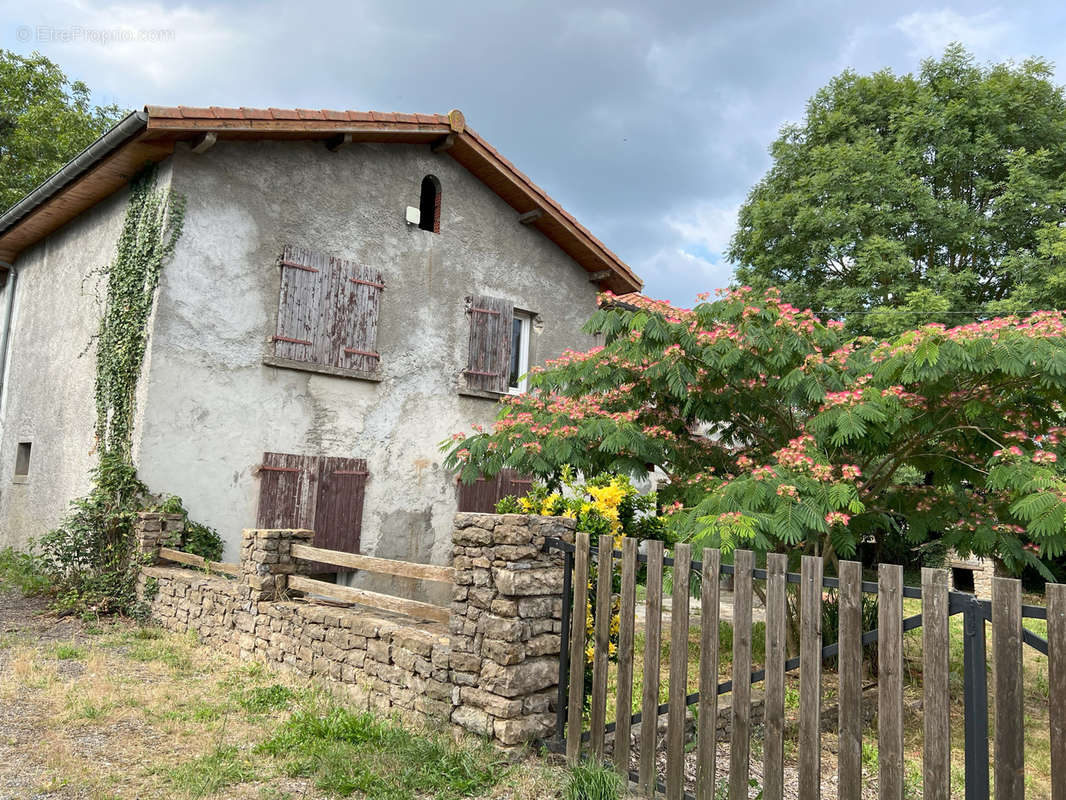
[94,166,185,456]
[39,167,221,616]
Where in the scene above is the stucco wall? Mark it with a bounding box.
[0,176,164,549]
[133,140,600,598]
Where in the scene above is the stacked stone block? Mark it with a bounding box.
[134,511,186,560]
[138,566,242,656]
[240,527,313,601]
[449,512,574,746]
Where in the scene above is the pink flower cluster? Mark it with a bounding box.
[825,512,851,526]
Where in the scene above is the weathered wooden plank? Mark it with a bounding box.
[465,295,514,393]
[799,555,823,800]
[590,535,614,761]
[614,537,638,776]
[993,576,1024,800]
[764,553,787,800]
[730,549,753,800]
[158,547,239,576]
[838,560,864,800]
[697,548,722,800]
[287,575,449,623]
[291,543,453,583]
[256,451,314,530]
[309,457,369,568]
[639,539,665,796]
[333,259,384,373]
[274,244,324,363]
[1049,583,1066,800]
[567,532,591,764]
[878,564,904,800]
[666,543,692,800]
[922,568,950,800]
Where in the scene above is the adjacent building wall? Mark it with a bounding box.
[0,177,163,549]
[133,140,600,595]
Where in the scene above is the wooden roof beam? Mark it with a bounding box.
[326,132,353,152]
[189,132,217,154]
[431,134,455,153]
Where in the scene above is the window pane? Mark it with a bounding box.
[509,318,523,388]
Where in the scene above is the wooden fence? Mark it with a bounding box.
[157,546,240,576]
[156,543,452,624]
[552,533,1059,800]
[287,543,453,623]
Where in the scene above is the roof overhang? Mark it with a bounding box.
[0,106,642,293]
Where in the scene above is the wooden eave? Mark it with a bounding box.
[0,108,643,293]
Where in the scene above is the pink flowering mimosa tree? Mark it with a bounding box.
[443,288,1066,580]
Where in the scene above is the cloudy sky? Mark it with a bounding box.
[1,1,1062,303]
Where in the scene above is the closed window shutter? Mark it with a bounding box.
[457,468,532,512]
[464,295,513,393]
[307,456,368,573]
[274,246,327,362]
[256,451,315,529]
[327,257,384,373]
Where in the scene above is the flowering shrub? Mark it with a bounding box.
[496,470,665,666]
[445,287,1066,578]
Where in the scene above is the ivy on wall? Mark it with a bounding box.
[39,167,221,615]
[93,166,185,457]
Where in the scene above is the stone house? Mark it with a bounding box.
[0,106,642,598]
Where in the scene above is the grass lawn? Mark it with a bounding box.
[0,585,572,799]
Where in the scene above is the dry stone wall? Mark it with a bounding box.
[134,511,573,747]
[449,512,574,745]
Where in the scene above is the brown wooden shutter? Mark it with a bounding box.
[256,452,315,529]
[327,257,384,373]
[456,468,532,512]
[464,295,513,393]
[312,456,368,556]
[274,246,327,362]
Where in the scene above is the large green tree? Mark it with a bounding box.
[444,290,1066,579]
[729,45,1066,338]
[0,50,125,213]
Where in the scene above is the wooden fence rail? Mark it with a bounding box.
[551,535,1056,800]
[157,546,240,576]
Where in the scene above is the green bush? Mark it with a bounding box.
[38,453,150,616]
[563,761,625,800]
[0,546,49,595]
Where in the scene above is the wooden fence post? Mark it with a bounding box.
[730,549,753,800]
[566,532,590,764]
[992,577,1024,800]
[922,568,950,800]
[799,555,823,800]
[878,564,904,800]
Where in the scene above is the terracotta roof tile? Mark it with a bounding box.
[179,106,216,118]
[147,105,182,118]
[295,109,325,120]
[239,107,273,120]
[209,106,243,118]
[267,107,300,120]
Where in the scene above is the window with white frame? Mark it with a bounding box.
[508,312,532,393]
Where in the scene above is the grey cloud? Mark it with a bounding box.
[4,0,1066,303]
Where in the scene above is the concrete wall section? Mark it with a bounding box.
[0,180,150,549]
[134,140,600,580]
